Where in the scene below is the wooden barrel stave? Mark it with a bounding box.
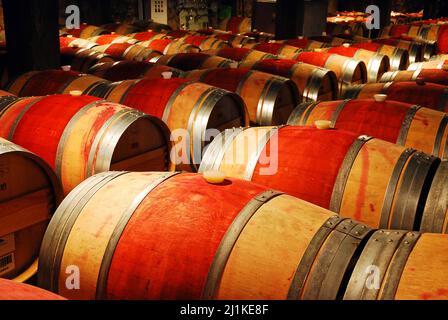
[0,279,65,300]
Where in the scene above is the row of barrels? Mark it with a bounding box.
[0,91,446,229]
[0,142,447,300]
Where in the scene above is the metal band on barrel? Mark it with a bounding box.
[396,105,421,146]
[329,135,373,213]
[202,190,284,299]
[96,172,180,299]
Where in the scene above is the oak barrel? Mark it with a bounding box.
[288,99,448,159]
[243,42,303,60]
[60,47,115,73]
[350,42,409,71]
[37,171,369,300]
[0,139,62,280]
[6,70,109,97]
[206,47,276,63]
[182,68,299,125]
[239,58,338,102]
[219,16,252,33]
[380,69,448,86]
[320,46,390,82]
[87,78,248,170]
[199,126,439,231]
[343,81,448,112]
[293,51,367,92]
[0,95,172,193]
[93,43,162,62]
[152,52,235,71]
[0,279,65,300]
[88,61,182,82]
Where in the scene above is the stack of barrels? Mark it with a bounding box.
[0,14,447,302]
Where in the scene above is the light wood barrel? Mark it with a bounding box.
[240,58,338,102]
[0,139,62,280]
[87,78,248,171]
[152,53,235,71]
[183,68,299,126]
[200,126,439,231]
[321,46,390,82]
[220,16,252,33]
[288,99,448,159]
[420,161,448,233]
[208,47,276,63]
[293,51,367,93]
[343,81,448,112]
[88,61,183,82]
[59,36,98,50]
[380,69,448,86]
[408,59,448,71]
[243,42,303,60]
[181,35,230,51]
[351,42,409,71]
[88,34,139,45]
[60,47,115,73]
[128,31,168,41]
[6,70,109,97]
[64,24,109,39]
[374,38,423,64]
[0,95,172,194]
[343,231,448,300]
[93,43,162,62]
[139,38,200,55]
[37,171,373,300]
[0,279,65,300]
[213,33,255,48]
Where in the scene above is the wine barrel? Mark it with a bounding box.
[88,34,139,45]
[239,58,338,102]
[293,51,367,93]
[0,139,62,280]
[6,70,109,97]
[243,42,303,60]
[200,126,439,230]
[60,47,115,73]
[220,16,252,33]
[38,171,371,300]
[206,47,276,63]
[320,46,390,82]
[350,42,409,71]
[213,33,254,47]
[181,35,230,51]
[65,24,109,39]
[288,99,448,159]
[164,30,190,39]
[100,23,141,35]
[0,95,172,194]
[88,61,183,82]
[139,38,200,55]
[0,279,65,300]
[183,68,299,125]
[420,161,447,233]
[93,43,162,62]
[381,69,448,86]
[152,53,235,71]
[279,38,329,50]
[408,59,448,71]
[343,81,448,112]
[59,36,98,49]
[374,38,423,64]
[420,24,448,54]
[343,231,448,300]
[87,78,248,170]
[128,31,168,41]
